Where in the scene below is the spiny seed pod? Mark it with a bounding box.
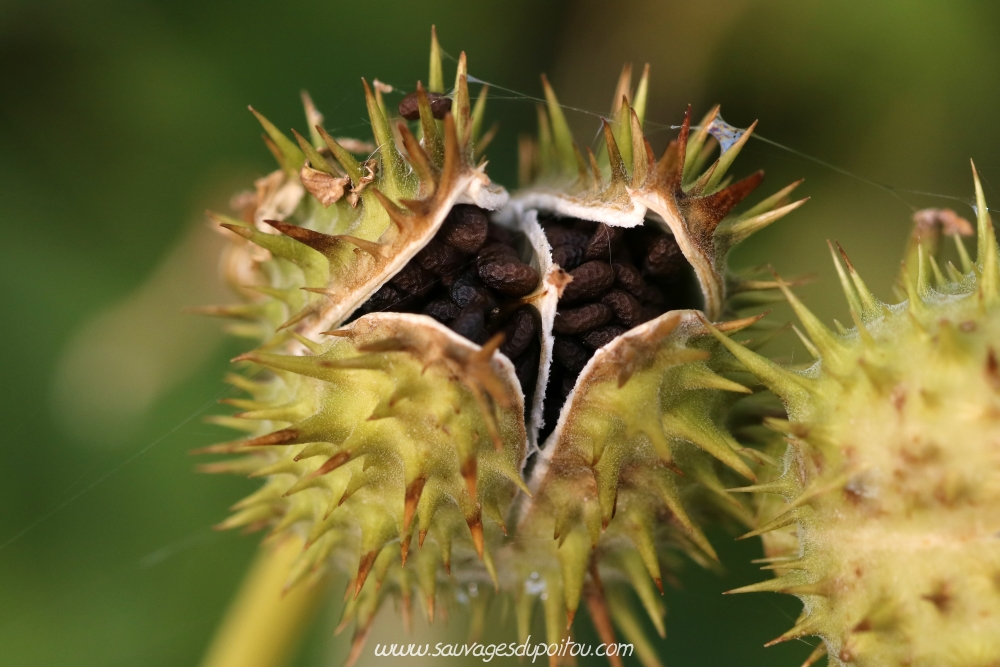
[712,166,1000,666]
[196,35,811,667]
[195,30,554,661]
[507,65,808,319]
[489,66,807,658]
[502,311,764,663]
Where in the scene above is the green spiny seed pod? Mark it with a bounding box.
[196,31,550,662]
[491,67,806,659]
[503,311,762,664]
[712,166,1000,666]
[197,35,811,667]
[508,66,808,319]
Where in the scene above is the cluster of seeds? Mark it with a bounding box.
[354,205,543,398]
[349,208,698,438]
[540,217,699,438]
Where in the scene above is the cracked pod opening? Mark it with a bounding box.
[503,64,808,457]
[467,63,810,661]
[195,31,544,622]
[538,216,702,442]
[346,202,548,421]
[196,47,810,666]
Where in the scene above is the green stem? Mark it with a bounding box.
[201,537,328,667]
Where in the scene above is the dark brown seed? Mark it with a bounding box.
[553,336,590,373]
[572,218,599,233]
[561,261,615,304]
[439,205,488,253]
[560,375,579,398]
[417,240,466,276]
[450,272,496,309]
[477,244,537,296]
[612,261,645,297]
[361,283,403,313]
[544,225,589,249]
[477,259,539,297]
[644,234,685,276]
[581,325,627,350]
[601,288,644,328]
[554,303,613,334]
[398,91,452,121]
[391,261,435,296]
[500,308,537,359]
[551,244,584,271]
[584,224,624,261]
[477,242,520,264]
[449,306,486,344]
[423,298,460,323]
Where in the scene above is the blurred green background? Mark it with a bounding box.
[3,1,1000,665]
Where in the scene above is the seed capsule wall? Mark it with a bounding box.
[714,168,1000,667]
[196,29,809,667]
[493,65,807,662]
[196,31,546,657]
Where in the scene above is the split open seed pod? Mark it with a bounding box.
[197,48,810,664]
[195,33,552,624]
[494,65,808,654]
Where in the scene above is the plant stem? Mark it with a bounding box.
[201,536,328,667]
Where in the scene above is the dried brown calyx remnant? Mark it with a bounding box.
[912,207,974,238]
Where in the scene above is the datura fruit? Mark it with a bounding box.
[195,28,805,667]
[192,26,999,667]
[712,171,1000,666]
